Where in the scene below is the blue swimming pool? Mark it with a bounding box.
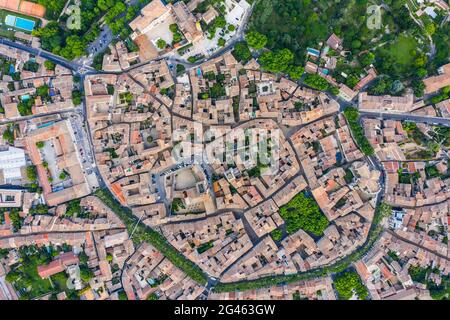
[307,48,320,56]
[15,17,36,32]
[21,94,30,101]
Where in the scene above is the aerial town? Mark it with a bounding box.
[0,0,449,303]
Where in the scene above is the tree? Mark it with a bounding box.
[44,61,55,71]
[279,192,329,236]
[343,107,375,156]
[72,90,82,106]
[232,42,252,63]
[2,125,15,144]
[303,74,330,91]
[218,38,226,47]
[78,251,89,265]
[59,171,68,180]
[424,20,436,36]
[59,35,86,60]
[156,39,167,49]
[411,79,425,97]
[176,64,186,76]
[118,290,128,300]
[259,48,294,73]
[36,141,45,149]
[416,68,427,78]
[26,165,38,181]
[271,229,282,241]
[5,271,20,283]
[245,31,267,50]
[287,66,304,80]
[80,266,94,283]
[334,270,369,300]
[359,52,375,67]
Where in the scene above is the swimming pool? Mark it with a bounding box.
[4,15,16,27]
[4,15,36,32]
[307,48,320,57]
[15,17,36,31]
[21,94,30,101]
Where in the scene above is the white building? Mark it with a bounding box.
[0,146,26,184]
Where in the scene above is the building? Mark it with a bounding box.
[0,189,24,207]
[423,63,450,94]
[0,146,26,184]
[129,0,171,36]
[23,120,91,206]
[326,33,343,51]
[338,84,358,102]
[358,92,415,113]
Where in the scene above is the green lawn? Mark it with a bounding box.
[11,259,53,299]
[386,35,417,66]
[375,34,420,77]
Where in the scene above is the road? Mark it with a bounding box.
[360,111,450,126]
[386,229,449,262]
[0,38,95,75]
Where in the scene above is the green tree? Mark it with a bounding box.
[80,266,94,283]
[279,192,329,236]
[343,107,375,156]
[245,31,267,50]
[334,270,369,300]
[359,52,375,67]
[287,66,304,80]
[44,61,56,71]
[271,229,283,241]
[72,90,82,106]
[2,125,15,144]
[26,165,38,181]
[232,42,252,63]
[156,39,167,49]
[36,141,45,149]
[259,49,294,73]
[303,74,330,91]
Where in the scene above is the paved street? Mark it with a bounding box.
[0,38,95,75]
[360,111,450,126]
